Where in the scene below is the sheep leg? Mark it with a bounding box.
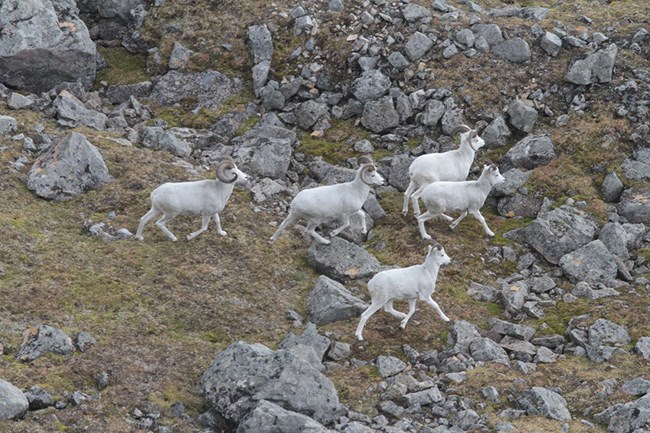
[213,213,227,236]
[135,208,161,241]
[355,301,384,341]
[416,210,437,240]
[470,209,495,237]
[306,220,330,245]
[155,214,178,242]
[424,296,450,322]
[269,211,298,243]
[401,181,417,216]
[410,185,426,217]
[329,214,351,237]
[383,300,407,319]
[187,214,212,241]
[399,298,418,329]
[449,211,468,230]
[356,210,367,234]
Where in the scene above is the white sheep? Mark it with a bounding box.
[416,164,505,240]
[269,157,384,245]
[402,125,485,217]
[135,158,248,242]
[355,243,451,341]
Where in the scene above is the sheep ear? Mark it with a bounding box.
[490,164,497,170]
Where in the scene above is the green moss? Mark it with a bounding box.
[95,47,149,86]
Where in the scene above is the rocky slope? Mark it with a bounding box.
[0,0,649,432]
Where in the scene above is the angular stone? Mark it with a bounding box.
[559,240,618,285]
[470,337,510,365]
[16,324,75,362]
[7,92,33,110]
[0,115,17,136]
[307,276,368,325]
[54,90,108,130]
[588,318,631,347]
[352,69,391,103]
[361,96,399,133]
[492,38,531,63]
[467,281,498,303]
[0,379,28,420]
[168,41,192,70]
[635,337,650,360]
[489,318,536,341]
[24,386,54,411]
[295,100,328,130]
[517,387,571,421]
[448,320,482,354]
[471,24,504,47]
[565,43,618,85]
[618,189,650,224]
[405,32,434,61]
[307,237,381,283]
[507,100,538,133]
[238,400,333,433]
[247,25,274,64]
[150,70,243,111]
[402,4,432,22]
[500,280,529,315]
[482,115,511,148]
[376,355,407,378]
[540,32,562,57]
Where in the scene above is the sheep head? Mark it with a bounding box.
[359,159,384,186]
[216,158,247,183]
[426,242,451,266]
[452,124,485,152]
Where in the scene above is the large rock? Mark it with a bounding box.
[520,206,598,265]
[54,90,108,130]
[237,400,334,433]
[448,320,482,354]
[361,96,399,133]
[482,115,511,148]
[27,132,111,201]
[599,222,629,259]
[351,70,391,103]
[16,324,75,362]
[618,189,650,224]
[565,43,618,85]
[0,0,96,93]
[247,25,273,64]
[0,115,17,136]
[502,134,555,170]
[201,341,340,425]
[279,323,330,362]
[402,4,432,22]
[307,237,381,282]
[469,337,510,365]
[588,318,631,347]
[0,379,28,420]
[471,24,504,47]
[492,38,531,63]
[232,124,296,179]
[517,387,571,421]
[500,280,529,315]
[507,100,538,133]
[77,0,146,41]
[307,276,368,325]
[595,394,650,433]
[540,32,562,57]
[559,240,619,285]
[405,32,434,61]
[602,172,624,203]
[491,169,532,197]
[295,100,328,130]
[150,70,243,111]
[635,337,650,360]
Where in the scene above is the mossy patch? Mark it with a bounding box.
[95,47,149,86]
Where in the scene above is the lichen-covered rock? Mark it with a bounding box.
[16,324,75,362]
[0,115,17,136]
[307,276,367,325]
[565,43,618,85]
[27,132,111,201]
[0,0,96,93]
[502,134,555,170]
[618,189,650,224]
[405,32,434,61]
[517,387,571,421]
[351,70,391,103]
[54,90,108,130]
[361,96,399,133]
[232,123,295,179]
[247,24,274,64]
[482,115,511,148]
[559,240,619,285]
[150,70,243,111]
[594,393,650,433]
[237,400,334,433]
[507,100,538,133]
[492,38,531,63]
[602,172,624,203]
[307,238,381,282]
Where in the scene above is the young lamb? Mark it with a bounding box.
[416,164,505,240]
[355,243,451,341]
[269,157,384,245]
[135,158,247,242]
[402,125,485,217]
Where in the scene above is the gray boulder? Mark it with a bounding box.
[572,282,620,300]
[24,386,54,411]
[622,378,650,396]
[77,0,146,40]
[618,189,650,224]
[252,60,271,96]
[502,134,555,170]
[471,24,504,47]
[489,318,535,341]
[0,115,17,136]
[405,32,434,61]
[0,0,96,93]
[599,222,629,259]
[420,99,446,127]
[602,172,624,203]
[500,280,529,315]
[279,323,330,362]
[559,240,618,285]
[635,337,650,360]
[361,96,399,133]
[507,100,538,133]
[352,70,391,103]
[517,387,571,421]
[387,154,415,192]
[27,132,111,201]
[456,29,476,48]
[540,32,562,57]
[441,107,467,136]
[492,38,531,63]
[237,400,334,433]
[482,115,511,148]
[520,205,598,265]
[232,124,295,179]
[106,81,153,104]
[448,320,482,354]
[201,341,340,425]
[565,43,618,85]
[247,25,274,64]
[0,379,28,420]
[622,158,650,180]
[594,394,650,433]
[150,70,243,111]
[295,100,328,130]
[387,52,410,70]
[307,276,368,325]
[402,4,432,22]
[168,42,192,70]
[467,281,498,302]
[141,127,192,157]
[469,338,510,365]
[16,324,75,362]
[491,169,532,197]
[306,237,381,282]
[588,318,631,347]
[376,355,407,378]
[8,92,34,110]
[54,90,108,130]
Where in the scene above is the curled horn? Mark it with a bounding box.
[469,129,478,139]
[358,155,374,166]
[482,157,495,166]
[451,125,471,136]
[216,158,237,183]
[360,163,376,185]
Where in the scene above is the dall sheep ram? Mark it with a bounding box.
[402,125,485,217]
[355,243,451,341]
[135,158,247,242]
[417,164,505,240]
[269,157,384,245]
